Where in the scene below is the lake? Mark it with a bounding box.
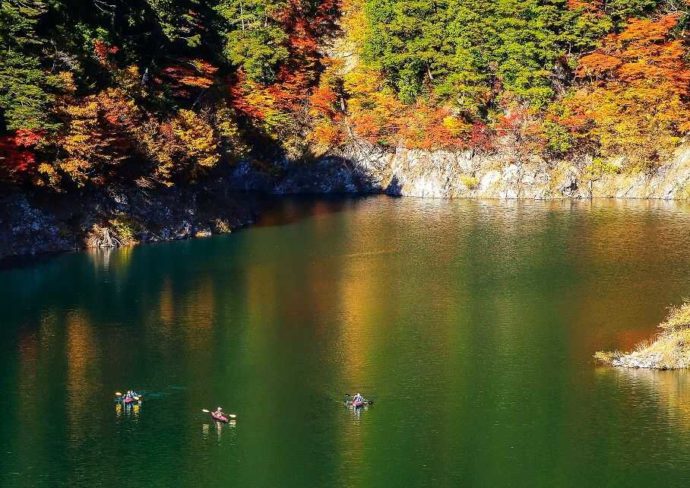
[3,196,690,487]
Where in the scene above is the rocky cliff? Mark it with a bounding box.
[233,141,690,200]
[0,179,257,264]
[6,142,690,264]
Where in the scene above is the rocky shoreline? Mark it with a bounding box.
[0,177,258,265]
[596,341,690,370]
[6,141,690,265]
[229,141,690,200]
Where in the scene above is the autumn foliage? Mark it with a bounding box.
[3,0,690,192]
[0,130,43,181]
[157,60,219,99]
[563,14,690,167]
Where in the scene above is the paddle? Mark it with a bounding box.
[115,392,142,402]
[202,409,237,419]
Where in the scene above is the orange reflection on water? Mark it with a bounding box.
[65,311,100,447]
[338,253,387,384]
[612,328,657,352]
[158,278,175,326]
[333,216,397,483]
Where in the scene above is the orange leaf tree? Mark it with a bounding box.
[564,14,690,168]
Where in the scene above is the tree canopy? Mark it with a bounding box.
[1,0,688,187]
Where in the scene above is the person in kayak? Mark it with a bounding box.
[214,407,224,417]
[123,390,139,402]
[352,393,364,404]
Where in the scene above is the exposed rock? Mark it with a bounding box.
[0,193,74,259]
[0,178,257,264]
[212,218,233,234]
[195,228,213,238]
[8,141,690,264]
[612,353,668,369]
[229,141,690,200]
[86,224,122,248]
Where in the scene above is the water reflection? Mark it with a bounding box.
[87,245,134,276]
[115,401,141,419]
[202,420,237,444]
[65,312,100,451]
[256,197,355,228]
[599,367,690,431]
[5,197,690,486]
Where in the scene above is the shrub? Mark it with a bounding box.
[660,301,690,332]
[460,174,480,190]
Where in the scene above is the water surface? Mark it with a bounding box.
[3,196,690,487]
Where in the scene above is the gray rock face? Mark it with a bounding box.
[231,141,690,200]
[0,180,257,263]
[0,194,74,259]
[7,141,690,263]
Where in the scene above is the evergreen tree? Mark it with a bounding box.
[215,0,289,83]
[0,0,54,130]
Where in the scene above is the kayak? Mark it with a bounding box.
[211,412,229,423]
[115,395,141,404]
[345,399,373,409]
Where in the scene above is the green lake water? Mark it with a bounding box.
[4,196,690,487]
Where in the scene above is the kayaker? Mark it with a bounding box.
[353,393,364,404]
[214,407,224,417]
[123,390,139,402]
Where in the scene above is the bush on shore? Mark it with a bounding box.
[596,301,690,370]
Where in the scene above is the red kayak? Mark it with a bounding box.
[211,412,229,423]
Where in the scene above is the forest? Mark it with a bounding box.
[1,0,690,191]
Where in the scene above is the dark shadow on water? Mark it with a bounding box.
[0,251,73,271]
[0,192,380,271]
[254,194,379,229]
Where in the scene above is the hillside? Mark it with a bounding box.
[3,0,690,192]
